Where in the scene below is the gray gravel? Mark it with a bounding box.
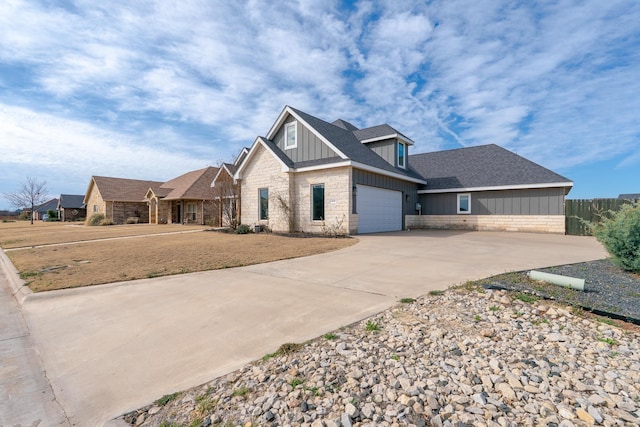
[482,259,640,323]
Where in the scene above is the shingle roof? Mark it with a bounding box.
[59,194,85,209]
[289,107,425,182]
[92,177,164,202]
[410,144,573,191]
[35,198,59,214]
[331,119,359,131]
[353,124,413,144]
[161,166,218,200]
[618,193,640,199]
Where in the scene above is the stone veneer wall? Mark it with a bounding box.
[293,167,352,234]
[240,144,291,232]
[405,215,566,234]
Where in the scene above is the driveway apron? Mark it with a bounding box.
[10,230,606,426]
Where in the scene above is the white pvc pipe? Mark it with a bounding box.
[528,270,585,291]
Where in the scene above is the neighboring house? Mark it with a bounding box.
[145,167,219,225]
[233,106,573,234]
[57,194,86,221]
[408,145,573,233]
[211,163,240,227]
[84,177,164,224]
[618,193,640,200]
[32,198,59,221]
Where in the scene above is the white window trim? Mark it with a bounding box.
[397,142,406,169]
[457,193,471,214]
[284,121,297,149]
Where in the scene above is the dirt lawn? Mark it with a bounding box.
[1,222,356,292]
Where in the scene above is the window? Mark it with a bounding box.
[93,205,98,212]
[312,184,324,221]
[457,193,471,214]
[398,142,406,169]
[285,122,297,149]
[187,203,197,221]
[259,188,269,220]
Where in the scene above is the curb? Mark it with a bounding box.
[0,249,32,305]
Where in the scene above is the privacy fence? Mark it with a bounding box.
[565,198,638,236]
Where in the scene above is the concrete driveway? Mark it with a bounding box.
[9,230,606,425]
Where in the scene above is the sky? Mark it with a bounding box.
[1,0,639,210]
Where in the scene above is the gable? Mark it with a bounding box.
[272,114,339,163]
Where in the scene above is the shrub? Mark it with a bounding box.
[87,213,105,226]
[593,202,640,272]
[236,224,251,234]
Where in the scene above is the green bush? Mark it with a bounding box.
[236,224,251,234]
[594,202,640,272]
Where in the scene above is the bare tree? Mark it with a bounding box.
[211,165,239,228]
[4,177,50,224]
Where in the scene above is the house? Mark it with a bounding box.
[618,193,640,200]
[57,194,86,221]
[408,145,573,233]
[32,198,59,221]
[84,177,164,224]
[233,106,573,234]
[145,166,219,225]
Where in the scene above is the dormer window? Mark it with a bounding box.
[285,122,297,149]
[398,142,406,169]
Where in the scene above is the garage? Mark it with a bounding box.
[356,185,403,233]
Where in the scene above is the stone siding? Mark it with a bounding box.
[240,144,291,232]
[293,167,352,234]
[405,214,566,234]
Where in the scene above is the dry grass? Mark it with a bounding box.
[1,222,356,292]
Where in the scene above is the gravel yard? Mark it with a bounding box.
[481,259,640,324]
[122,259,640,427]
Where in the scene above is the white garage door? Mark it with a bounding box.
[356,185,402,233]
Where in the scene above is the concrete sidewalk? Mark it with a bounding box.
[5,230,607,425]
[0,251,69,426]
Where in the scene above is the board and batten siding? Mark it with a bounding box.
[352,169,419,218]
[365,139,397,167]
[273,116,338,163]
[419,188,565,215]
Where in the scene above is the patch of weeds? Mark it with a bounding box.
[571,306,585,316]
[323,333,337,340]
[489,305,501,311]
[453,280,483,293]
[391,354,399,361]
[596,317,617,326]
[597,337,618,346]
[610,351,619,357]
[532,318,549,325]
[159,422,181,427]
[473,314,482,322]
[147,271,162,279]
[513,310,525,317]
[429,290,445,296]
[20,271,41,280]
[290,378,304,387]
[304,386,321,396]
[262,351,280,361]
[155,392,180,406]
[400,297,415,303]
[232,387,250,397]
[365,320,382,333]
[194,395,216,415]
[278,342,302,354]
[513,292,539,304]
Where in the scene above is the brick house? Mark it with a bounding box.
[84,177,163,224]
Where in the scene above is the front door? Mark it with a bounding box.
[176,204,182,224]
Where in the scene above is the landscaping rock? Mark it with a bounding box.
[120,289,640,427]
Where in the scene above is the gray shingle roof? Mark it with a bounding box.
[289,107,424,182]
[618,193,640,199]
[410,144,573,191]
[331,119,359,131]
[353,124,413,144]
[59,194,85,209]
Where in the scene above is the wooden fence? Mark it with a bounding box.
[565,198,635,236]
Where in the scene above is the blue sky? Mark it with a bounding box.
[1,0,639,209]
